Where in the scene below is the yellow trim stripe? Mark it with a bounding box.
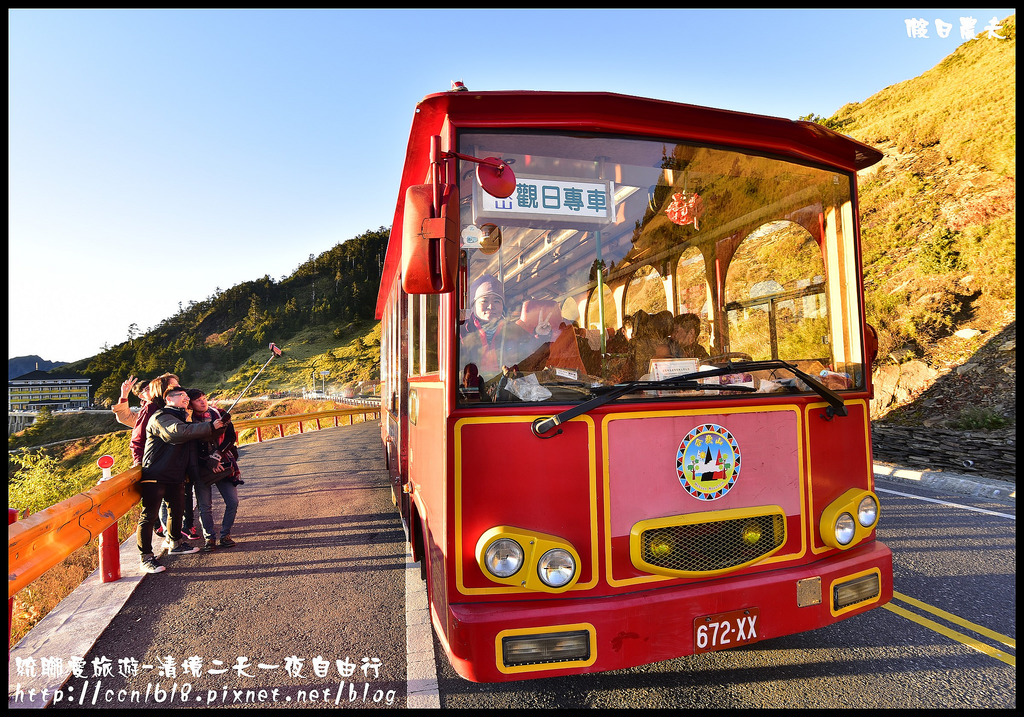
[453,415,599,595]
[494,622,597,675]
[601,405,807,587]
[883,594,1015,667]
[805,398,872,556]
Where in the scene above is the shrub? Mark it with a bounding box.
[919,230,963,274]
[952,407,1010,430]
[8,451,91,516]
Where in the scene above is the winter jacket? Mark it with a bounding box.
[141,407,216,484]
[111,399,138,428]
[460,318,531,377]
[130,402,161,466]
[193,407,241,481]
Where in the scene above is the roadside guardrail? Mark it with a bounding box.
[8,405,380,600]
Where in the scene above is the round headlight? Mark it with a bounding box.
[835,512,856,546]
[484,538,523,578]
[537,548,576,588]
[857,495,878,527]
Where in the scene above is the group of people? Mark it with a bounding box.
[459,274,712,394]
[112,373,242,575]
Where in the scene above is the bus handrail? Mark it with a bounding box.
[8,405,380,599]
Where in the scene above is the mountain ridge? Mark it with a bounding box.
[8,356,69,380]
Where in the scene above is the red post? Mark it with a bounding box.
[256,427,263,442]
[99,525,121,582]
[9,507,18,657]
[96,456,121,582]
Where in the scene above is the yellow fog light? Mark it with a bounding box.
[649,535,674,558]
[742,522,763,545]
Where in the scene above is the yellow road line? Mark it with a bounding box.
[892,591,1015,649]
[883,600,1015,667]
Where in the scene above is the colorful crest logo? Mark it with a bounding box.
[676,424,741,500]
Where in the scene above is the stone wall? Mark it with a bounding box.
[871,423,1015,481]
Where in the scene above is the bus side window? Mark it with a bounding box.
[409,293,420,376]
[425,294,439,374]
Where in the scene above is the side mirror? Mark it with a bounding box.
[402,183,460,294]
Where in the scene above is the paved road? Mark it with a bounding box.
[10,419,1014,709]
[49,421,408,709]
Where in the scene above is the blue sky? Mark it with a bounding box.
[8,8,1015,363]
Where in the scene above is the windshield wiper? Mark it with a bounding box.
[531,359,847,438]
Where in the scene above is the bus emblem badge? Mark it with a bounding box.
[676,424,741,500]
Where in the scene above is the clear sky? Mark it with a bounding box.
[8,8,1014,363]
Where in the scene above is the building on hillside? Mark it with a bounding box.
[8,369,92,411]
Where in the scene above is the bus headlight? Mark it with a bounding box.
[484,538,524,578]
[537,548,576,588]
[857,495,878,527]
[819,489,880,550]
[835,512,856,546]
[476,527,582,592]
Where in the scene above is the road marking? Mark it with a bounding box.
[884,592,1015,667]
[876,487,1015,519]
[405,547,440,709]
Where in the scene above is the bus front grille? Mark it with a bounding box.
[631,509,786,577]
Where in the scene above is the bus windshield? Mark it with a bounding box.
[456,130,865,406]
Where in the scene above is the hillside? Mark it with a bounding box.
[57,227,388,405]
[842,14,1015,430]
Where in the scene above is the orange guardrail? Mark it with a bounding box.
[8,405,379,599]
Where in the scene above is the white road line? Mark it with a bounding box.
[405,551,440,709]
[876,487,1016,519]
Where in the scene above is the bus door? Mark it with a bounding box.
[383,285,409,506]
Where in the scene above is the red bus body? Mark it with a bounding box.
[377,90,892,682]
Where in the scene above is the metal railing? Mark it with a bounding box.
[7,405,380,599]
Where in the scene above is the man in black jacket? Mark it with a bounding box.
[137,386,227,573]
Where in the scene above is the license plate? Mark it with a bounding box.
[694,607,760,653]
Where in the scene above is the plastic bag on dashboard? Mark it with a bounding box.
[509,373,553,402]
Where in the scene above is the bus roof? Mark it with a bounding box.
[376,90,882,318]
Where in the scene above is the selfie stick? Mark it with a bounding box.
[225,343,283,414]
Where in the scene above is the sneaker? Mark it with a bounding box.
[168,540,200,555]
[184,527,200,540]
[140,555,166,574]
[154,525,165,538]
[201,539,217,552]
[219,536,236,548]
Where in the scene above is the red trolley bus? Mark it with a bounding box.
[377,88,892,682]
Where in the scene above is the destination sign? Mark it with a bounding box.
[475,175,614,225]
